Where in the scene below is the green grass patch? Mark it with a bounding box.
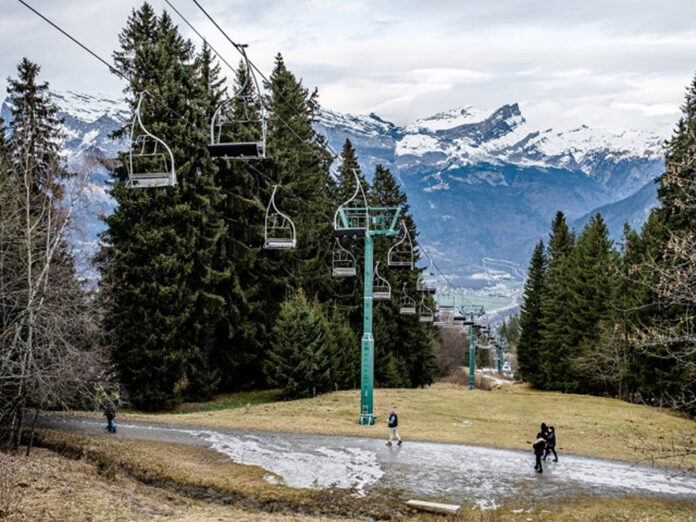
[173,389,282,414]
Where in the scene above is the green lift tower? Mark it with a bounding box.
[335,202,402,425]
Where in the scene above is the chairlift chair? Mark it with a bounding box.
[388,220,414,268]
[332,238,356,277]
[264,185,296,249]
[373,261,391,300]
[127,92,177,188]
[418,296,434,323]
[334,169,369,237]
[399,283,416,315]
[421,253,437,294]
[209,45,267,160]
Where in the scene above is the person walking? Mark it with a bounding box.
[104,401,116,433]
[543,425,558,462]
[386,408,402,446]
[532,432,546,473]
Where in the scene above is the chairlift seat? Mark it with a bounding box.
[400,307,416,315]
[127,173,175,188]
[335,227,366,238]
[333,267,357,277]
[389,260,413,268]
[419,316,433,323]
[264,238,296,249]
[373,291,391,300]
[208,142,265,159]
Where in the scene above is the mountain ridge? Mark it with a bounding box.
[1,89,667,287]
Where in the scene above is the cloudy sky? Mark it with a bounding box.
[2,0,695,134]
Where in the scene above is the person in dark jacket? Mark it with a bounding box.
[386,408,402,446]
[104,401,116,433]
[543,425,558,462]
[540,422,548,439]
[532,432,546,473]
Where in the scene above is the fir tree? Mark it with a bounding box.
[100,5,225,409]
[7,58,68,201]
[537,211,574,390]
[264,289,333,398]
[369,164,437,388]
[517,240,547,386]
[563,213,616,393]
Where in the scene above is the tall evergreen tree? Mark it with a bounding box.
[264,289,333,398]
[99,4,225,409]
[517,240,547,385]
[7,58,68,201]
[537,211,574,390]
[563,213,616,392]
[369,164,437,387]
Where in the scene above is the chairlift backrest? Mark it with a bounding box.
[373,261,391,300]
[388,220,414,268]
[418,296,433,322]
[264,185,296,249]
[334,169,369,237]
[127,92,177,189]
[209,45,267,160]
[399,283,416,315]
[332,238,356,277]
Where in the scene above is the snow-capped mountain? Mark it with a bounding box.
[315,102,666,278]
[1,90,667,288]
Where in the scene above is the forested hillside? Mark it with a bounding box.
[517,72,696,415]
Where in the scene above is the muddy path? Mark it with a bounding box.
[39,416,696,509]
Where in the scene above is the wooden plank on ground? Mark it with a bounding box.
[406,499,461,515]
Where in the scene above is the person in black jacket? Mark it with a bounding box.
[532,432,546,473]
[386,408,402,446]
[104,401,116,433]
[543,425,558,462]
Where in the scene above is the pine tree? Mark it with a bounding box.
[563,213,616,393]
[7,58,68,201]
[537,211,574,390]
[100,5,225,409]
[326,303,359,389]
[264,289,333,398]
[369,164,437,388]
[517,240,547,386]
[332,139,367,330]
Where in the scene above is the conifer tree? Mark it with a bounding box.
[517,240,546,385]
[264,290,333,398]
[100,4,225,409]
[332,139,368,329]
[369,164,437,387]
[537,211,574,390]
[562,213,616,392]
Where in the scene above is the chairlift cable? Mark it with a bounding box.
[184,0,338,157]
[18,0,334,219]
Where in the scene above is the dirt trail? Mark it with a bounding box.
[39,416,696,509]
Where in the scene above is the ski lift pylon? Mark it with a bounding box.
[264,185,296,249]
[127,92,177,189]
[399,283,416,315]
[373,261,391,300]
[332,238,356,277]
[388,220,414,268]
[209,45,267,160]
[334,169,369,237]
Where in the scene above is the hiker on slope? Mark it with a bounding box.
[386,407,403,446]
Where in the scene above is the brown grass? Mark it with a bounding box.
[2,446,355,521]
[7,434,696,521]
[115,382,696,467]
